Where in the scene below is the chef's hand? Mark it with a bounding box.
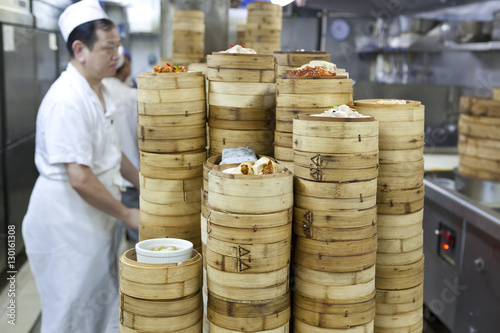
[123,208,140,229]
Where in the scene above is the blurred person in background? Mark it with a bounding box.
[102,47,140,247]
[21,0,139,332]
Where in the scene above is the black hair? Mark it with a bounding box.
[65,18,115,58]
[116,54,131,76]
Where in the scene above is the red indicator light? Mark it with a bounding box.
[443,244,450,250]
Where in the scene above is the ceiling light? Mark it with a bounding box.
[270,0,295,6]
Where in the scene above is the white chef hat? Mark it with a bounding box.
[58,0,109,42]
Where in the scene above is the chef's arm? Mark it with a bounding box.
[65,163,139,229]
[120,153,140,192]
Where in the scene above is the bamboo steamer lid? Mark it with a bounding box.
[207,265,289,301]
[207,206,291,229]
[207,292,290,331]
[293,294,375,328]
[294,151,379,170]
[119,249,201,300]
[207,53,276,83]
[209,322,290,333]
[354,99,424,122]
[140,174,203,192]
[376,256,424,290]
[207,164,293,214]
[295,264,375,286]
[294,319,374,333]
[120,290,201,318]
[138,111,206,127]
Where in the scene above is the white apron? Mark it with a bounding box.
[22,165,123,333]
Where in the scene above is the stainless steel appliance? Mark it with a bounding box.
[423,176,500,332]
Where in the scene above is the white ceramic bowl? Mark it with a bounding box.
[135,238,194,264]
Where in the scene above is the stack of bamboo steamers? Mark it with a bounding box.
[205,164,293,332]
[136,71,207,251]
[355,100,426,332]
[458,96,500,181]
[292,114,379,332]
[245,1,282,54]
[206,52,276,156]
[274,60,353,171]
[172,9,205,64]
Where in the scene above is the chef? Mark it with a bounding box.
[22,0,139,332]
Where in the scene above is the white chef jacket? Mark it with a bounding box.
[23,63,123,333]
[102,77,139,188]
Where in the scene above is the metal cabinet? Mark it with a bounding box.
[35,30,58,107]
[5,136,38,255]
[454,223,500,332]
[2,24,37,145]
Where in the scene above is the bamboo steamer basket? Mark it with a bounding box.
[119,249,201,300]
[138,225,201,249]
[459,154,500,174]
[206,53,276,83]
[377,175,423,191]
[140,174,203,192]
[276,160,294,173]
[377,231,423,254]
[376,185,425,215]
[138,124,205,140]
[140,197,201,216]
[353,100,424,123]
[277,77,353,108]
[140,164,202,184]
[294,151,379,170]
[376,247,423,266]
[209,129,274,156]
[294,293,375,328]
[295,264,375,286]
[458,135,500,159]
[139,137,207,154]
[295,235,377,257]
[209,322,290,333]
[460,96,500,117]
[137,71,205,90]
[209,106,274,130]
[458,113,500,140]
[276,107,336,133]
[237,24,246,45]
[120,320,202,333]
[295,194,376,211]
[293,207,377,241]
[137,100,206,116]
[207,265,289,301]
[376,256,424,290]
[294,319,374,333]
[375,294,423,316]
[140,150,206,170]
[374,308,422,331]
[119,291,202,332]
[140,211,200,228]
[209,82,276,109]
[294,272,375,302]
[274,145,294,161]
[376,283,423,305]
[138,111,206,127]
[294,178,377,199]
[207,235,291,260]
[207,164,293,214]
[293,115,378,154]
[207,292,290,332]
[294,249,376,273]
[377,159,424,177]
[140,188,200,205]
[207,206,291,229]
[245,41,281,55]
[247,0,283,14]
[203,155,221,189]
[494,88,500,101]
[273,51,331,77]
[274,131,293,147]
[293,164,378,182]
[379,147,423,164]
